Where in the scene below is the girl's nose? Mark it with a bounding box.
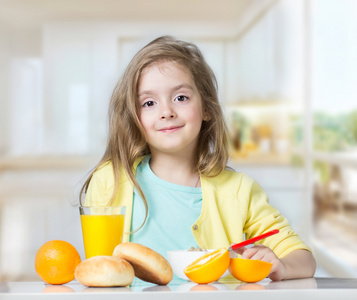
[160,103,177,119]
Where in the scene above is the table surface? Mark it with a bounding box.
[1,277,357,300]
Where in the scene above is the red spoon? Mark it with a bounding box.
[228,229,279,252]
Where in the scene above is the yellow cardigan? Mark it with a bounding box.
[85,157,310,258]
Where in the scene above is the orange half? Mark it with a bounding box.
[229,258,272,283]
[183,248,230,284]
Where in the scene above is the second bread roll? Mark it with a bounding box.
[75,256,134,287]
[113,242,173,285]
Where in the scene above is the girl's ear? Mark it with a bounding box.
[203,110,211,121]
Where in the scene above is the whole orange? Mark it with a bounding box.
[35,240,81,285]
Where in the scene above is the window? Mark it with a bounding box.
[309,0,357,276]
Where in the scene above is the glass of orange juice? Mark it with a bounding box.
[79,206,126,259]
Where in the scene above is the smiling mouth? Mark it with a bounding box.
[158,125,183,132]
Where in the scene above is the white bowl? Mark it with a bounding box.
[167,250,230,281]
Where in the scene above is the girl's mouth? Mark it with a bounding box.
[158,125,183,133]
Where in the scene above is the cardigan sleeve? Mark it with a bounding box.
[84,162,115,206]
[242,176,311,258]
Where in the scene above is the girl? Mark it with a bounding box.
[81,35,316,281]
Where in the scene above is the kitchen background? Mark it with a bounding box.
[0,0,357,281]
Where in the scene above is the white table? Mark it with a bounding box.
[1,277,357,299]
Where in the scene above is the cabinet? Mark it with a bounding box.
[225,0,304,166]
[0,157,95,280]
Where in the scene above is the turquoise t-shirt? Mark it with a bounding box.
[130,156,202,260]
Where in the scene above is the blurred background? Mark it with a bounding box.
[0,0,357,280]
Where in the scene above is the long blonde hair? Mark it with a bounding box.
[80,35,230,230]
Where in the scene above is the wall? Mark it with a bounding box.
[0,26,10,156]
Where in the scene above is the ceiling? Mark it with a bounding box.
[0,0,252,30]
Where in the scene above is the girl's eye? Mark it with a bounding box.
[175,95,188,102]
[143,100,155,107]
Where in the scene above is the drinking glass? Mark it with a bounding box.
[79,206,126,259]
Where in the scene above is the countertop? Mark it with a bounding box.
[1,277,357,300]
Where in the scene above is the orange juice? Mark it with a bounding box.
[80,214,125,259]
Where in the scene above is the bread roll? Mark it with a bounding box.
[113,242,173,285]
[75,256,134,287]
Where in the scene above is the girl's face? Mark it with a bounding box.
[138,60,204,157]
